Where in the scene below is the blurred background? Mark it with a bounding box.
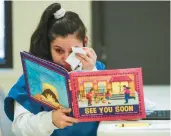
[0,1,170,96]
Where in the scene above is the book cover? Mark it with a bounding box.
[70,68,145,121]
[20,51,146,122]
[20,51,72,112]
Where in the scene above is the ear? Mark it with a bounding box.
[83,36,88,47]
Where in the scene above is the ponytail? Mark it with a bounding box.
[29,3,61,61]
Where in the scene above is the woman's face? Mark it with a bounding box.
[50,34,84,69]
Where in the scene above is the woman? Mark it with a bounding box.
[4,3,105,136]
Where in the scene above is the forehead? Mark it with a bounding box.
[51,34,83,48]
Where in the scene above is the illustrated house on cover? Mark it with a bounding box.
[77,74,137,104]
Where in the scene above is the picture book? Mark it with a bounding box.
[20,51,146,122]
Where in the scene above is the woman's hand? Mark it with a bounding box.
[76,47,97,70]
[52,108,78,129]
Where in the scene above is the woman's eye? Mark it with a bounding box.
[56,49,64,54]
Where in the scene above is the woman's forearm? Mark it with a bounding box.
[12,101,57,136]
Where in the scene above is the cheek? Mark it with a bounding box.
[52,55,61,64]
[51,50,66,65]
[51,50,60,63]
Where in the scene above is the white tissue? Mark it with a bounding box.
[65,47,86,70]
[72,47,86,55]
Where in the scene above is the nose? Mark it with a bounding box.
[63,51,70,61]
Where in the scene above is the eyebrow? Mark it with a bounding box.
[54,45,63,49]
[54,45,81,48]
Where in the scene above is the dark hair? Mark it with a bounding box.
[123,85,130,89]
[90,88,94,92]
[29,3,87,61]
[42,89,58,102]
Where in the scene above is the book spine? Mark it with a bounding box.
[68,79,74,117]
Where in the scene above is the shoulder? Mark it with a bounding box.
[16,74,26,85]
[95,61,106,70]
[9,74,26,95]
